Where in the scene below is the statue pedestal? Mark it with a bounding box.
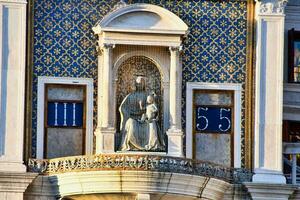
[166,128,183,157]
[95,127,115,154]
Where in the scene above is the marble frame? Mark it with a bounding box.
[36,76,94,159]
[186,82,242,168]
[93,3,188,157]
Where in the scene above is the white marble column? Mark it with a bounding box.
[166,46,183,157]
[95,44,115,154]
[0,0,27,172]
[0,1,37,200]
[253,0,287,184]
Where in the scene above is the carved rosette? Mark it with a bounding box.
[257,0,288,15]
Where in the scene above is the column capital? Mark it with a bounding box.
[102,43,115,49]
[256,0,288,15]
[97,43,115,56]
[169,46,182,53]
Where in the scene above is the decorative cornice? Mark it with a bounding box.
[257,0,288,15]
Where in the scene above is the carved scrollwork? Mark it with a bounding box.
[257,0,288,15]
[27,154,252,184]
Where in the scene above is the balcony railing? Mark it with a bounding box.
[27,154,252,184]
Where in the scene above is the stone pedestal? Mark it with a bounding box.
[253,0,287,183]
[95,127,115,153]
[244,183,296,200]
[0,172,37,200]
[252,169,286,184]
[167,128,183,157]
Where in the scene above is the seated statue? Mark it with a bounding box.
[119,76,165,151]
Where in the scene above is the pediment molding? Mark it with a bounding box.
[93,3,188,36]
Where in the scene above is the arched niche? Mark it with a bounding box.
[112,48,170,136]
[114,56,165,150]
[93,3,188,156]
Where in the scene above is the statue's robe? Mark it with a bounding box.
[119,91,147,151]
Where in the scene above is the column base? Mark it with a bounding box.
[166,128,183,157]
[0,172,37,200]
[244,182,296,200]
[0,160,26,172]
[253,168,286,184]
[94,127,115,154]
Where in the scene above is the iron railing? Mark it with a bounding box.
[28,154,252,184]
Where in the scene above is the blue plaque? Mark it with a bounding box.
[195,106,231,133]
[47,102,83,127]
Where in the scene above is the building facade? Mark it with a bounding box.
[0,0,300,199]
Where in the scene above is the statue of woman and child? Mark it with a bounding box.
[119,76,165,151]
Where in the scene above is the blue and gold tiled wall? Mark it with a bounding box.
[32,0,248,165]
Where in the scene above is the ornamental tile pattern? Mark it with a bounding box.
[32,0,248,166]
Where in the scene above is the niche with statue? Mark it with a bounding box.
[116,56,165,152]
[93,3,187,156]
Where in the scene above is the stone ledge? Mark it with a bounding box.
[0,172,37,193]
[244,182,297,200]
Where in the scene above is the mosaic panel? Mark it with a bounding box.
[32,0,248,165]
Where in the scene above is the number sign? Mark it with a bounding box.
[47,102,83,127]
[195,106,231,133]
